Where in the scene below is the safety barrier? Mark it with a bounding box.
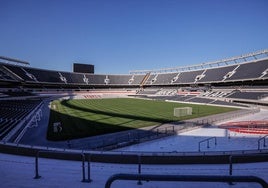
[33,150,145,184]
[33,150,268,185]
[198,137,217,152]
[70,125,176,150]
[258,135,268,150]
[0,142,267,186]
[229,154,268,176]
[34,150,91,183]
[105,174,268,188]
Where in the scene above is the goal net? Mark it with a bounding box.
[174,107,192,117]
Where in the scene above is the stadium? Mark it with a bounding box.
[0,49,268,188]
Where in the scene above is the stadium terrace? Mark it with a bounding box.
[0,50,268,188]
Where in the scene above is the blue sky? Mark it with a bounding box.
[0,0,268,74]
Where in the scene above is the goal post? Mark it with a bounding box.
[174,107,192,117]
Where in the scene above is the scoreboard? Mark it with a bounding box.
[73,63,94,74]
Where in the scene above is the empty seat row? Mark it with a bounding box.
[0,99,43,140]
[227,91,268,100]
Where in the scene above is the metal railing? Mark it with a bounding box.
[105,174,268,188]
[33,151,144,184]
[35,152,266,184]
[34,150,91,183]
[198,137,217,152]
[0,142,267,186]
[71,125,176,150]
[229,154,268,176]
[258,135,268,150]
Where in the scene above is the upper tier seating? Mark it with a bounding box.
[108,75,132,85]
[0,69,14,81]
[225,59,268,81]
[150,73,178,85]
[144,74,155,85]
[131,74,146,85]
[3,64,63,83]
[71,73,87,84]
[60,72,91,85]
[3,64,35,81]
[86,74,107,85]
[1,57,267,86]
[23,67,63,83]
[60,72,79,84]
[197,65,237,82]
[173,70,204,84]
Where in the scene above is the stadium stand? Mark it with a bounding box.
[143,74,154,85]
[23,68,64,83]
[145,95,190,101]
[0,99,42,140]
[0,50,267,118]
[2,91,36,97]
[2,64,35,81]
[0,50,268,188]
[137,89,160,95]
[60,72,77,84]
[225,59,268,81]
[130,74,146,85]
[86,74,107,85]
[201,90,233,98]
[227,91,268,100]
[74,73,88,84]
[155,88,177,95]
[1,52,268,87]
[186,97,215,104]
[0,69,14,81]
[151,73,178,85]
[0,93,9,98]
[107,75,132,85]
[210,100,247,107]
[173,70,204,84]
[197,65,237,83]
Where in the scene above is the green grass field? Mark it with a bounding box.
[47,98,237,141]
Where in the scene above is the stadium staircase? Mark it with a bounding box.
[139,72,151,87]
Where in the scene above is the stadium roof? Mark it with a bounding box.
[0,56,29,65]
[130,49,268,74]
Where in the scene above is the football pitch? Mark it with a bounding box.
[47,98,236,141]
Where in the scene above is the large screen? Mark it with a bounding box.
[73,63,94,74]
